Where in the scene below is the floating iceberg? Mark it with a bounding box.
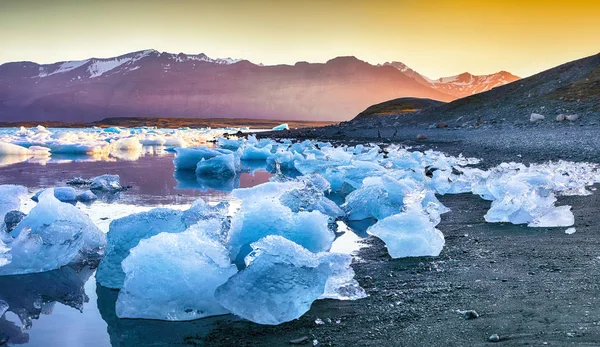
[116,228,237,321]
[90,174,123,191]
[1,190,105,276]
[195,153,240,178]
[173,147,233,170]
[240,144,273,161]
[32,187,78,203]
[97,198,228,288]
[216,236,363,325]
[96,208,188,288]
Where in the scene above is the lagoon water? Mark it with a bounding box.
[0,142,366,346]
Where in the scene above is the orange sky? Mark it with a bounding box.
[1,0,598,78]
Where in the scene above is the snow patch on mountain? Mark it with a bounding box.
[34,49,242,79]
[38,59,90,77]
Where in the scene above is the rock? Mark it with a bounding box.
[566,114,579,121]
[530,113,545,122]
[416,134,427,140]
[488,334,500,342]
[436,122,448,128]
[556,114,566,121]
[464,310,479,319]
[4,210,26,232]
[289,336,309,345]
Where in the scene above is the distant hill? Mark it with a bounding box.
[355,53,600,127]
[0,50,517,123]
[354,97,444,120]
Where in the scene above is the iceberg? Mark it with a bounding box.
[240,144,273,161]
[116,228,237,321]
[96,208,188,289]
[173,147,233,170]
[97,198,227,288]
[216,236,362,325]
[367,199,445,259]
[90,174,122,191]
[195,153,240,178]
[32,187,78,203]
[227,182,334,261]
[271,123,289,131]
[1,190,105,276]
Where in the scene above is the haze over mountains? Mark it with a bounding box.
[0,49,519,122]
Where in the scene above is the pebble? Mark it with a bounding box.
[489,334,500,342]
[464,310,479,319]
[289,336,309,345]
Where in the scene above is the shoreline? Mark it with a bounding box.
[201,125,600,346]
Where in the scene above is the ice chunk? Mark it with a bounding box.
[319,252,367,301]
[278,175,344,219]
[367,201,445,258]
[1,190,105,275]
[565,227,576,234]
[216,236,362,325]
[271,123,289,131]
[103,127,123,133]
[96,208,187,289]
[0,185,28,220]
[227,182,334,260]
[240,144,273,160]
[217,137,243,151]
[173,147,233,170]
[195,153,240,178]
[116,229,237,320]
[77,190,98,202]
[97,199,225,288]
[32,187,77,203]
[529,205,574,228]
[343,175,447,221]
[90,174,122,191]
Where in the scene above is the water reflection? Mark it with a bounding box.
[0,153,273,206]
[0,264,95,343]
[96,286,232,347]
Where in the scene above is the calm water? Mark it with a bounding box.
[0,147,367,346]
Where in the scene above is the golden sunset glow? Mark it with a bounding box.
[1,0,599,78]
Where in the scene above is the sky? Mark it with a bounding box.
[1,0,599,78]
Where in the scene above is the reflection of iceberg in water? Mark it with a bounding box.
[240,160,268,173]
[97,285,232,347]
[0,155,31,168]
[110,149,142,162]
[173,170,240,192]
[0,264,95,343]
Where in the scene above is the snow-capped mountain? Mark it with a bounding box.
[0,50,518,122]
[383,61,520,98]
[31,49,242,80]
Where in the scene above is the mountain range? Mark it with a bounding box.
[0,49,519,122]
[348,52,600,128]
